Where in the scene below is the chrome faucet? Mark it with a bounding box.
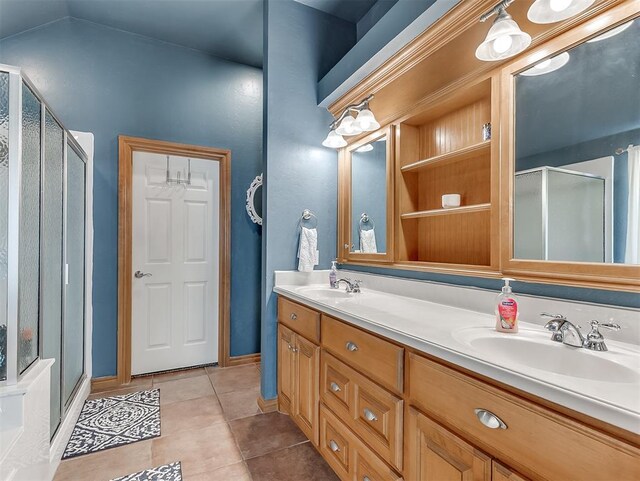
[541,313,568,343]
[335,278,362,293]
[542,313,621,351]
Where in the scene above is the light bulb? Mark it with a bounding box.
[535,59,552,70]
[550,0,572,12]
[493,34,513,54]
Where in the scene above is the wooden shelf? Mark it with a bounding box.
[400,140,490,173]
[401,203,491,220]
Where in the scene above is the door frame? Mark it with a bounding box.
[117,135,231,385]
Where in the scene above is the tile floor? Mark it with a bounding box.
[54,364,339,481]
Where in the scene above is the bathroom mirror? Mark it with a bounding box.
[338,128,393,262]
[502,8,640,290]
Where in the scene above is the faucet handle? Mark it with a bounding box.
[584,320,620,352]
[593,320,621,331]
[541,312,567,321]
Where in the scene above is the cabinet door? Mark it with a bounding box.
[406,408,491,481]
[293,334,320,445]
[278,324,295,413]
[492,462,529,481]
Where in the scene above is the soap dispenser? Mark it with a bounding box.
[495,278,519,333]
[329,260,338,288]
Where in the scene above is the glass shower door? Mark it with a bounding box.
[18,84,41,374]
[42,111,64,436]
[62,144,85,407]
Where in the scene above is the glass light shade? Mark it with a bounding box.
[475,12,532,61]
[352,108,380,132]
[322,130,347,148]
[520,52,570,76]
[587,20,634,43]
[355,144,374,153]
[335,115,363,136]
[528,0,595,24]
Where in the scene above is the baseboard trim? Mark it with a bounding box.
[90,375,120,393]
[227,353,261,367]
[258,395,278,413]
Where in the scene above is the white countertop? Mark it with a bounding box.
[273,271,640,434]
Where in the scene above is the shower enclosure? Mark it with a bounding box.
[0,64,87,440]
[514,166,606,263]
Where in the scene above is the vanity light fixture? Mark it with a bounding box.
[520,51,570,76]
[528,0,595,24]
[355,144,374,153]
[587,20,634,42]
[322,94,380,149]
[476,0,532,62]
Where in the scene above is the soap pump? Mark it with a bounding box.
[329,260,338,288]
[495,277,519,333]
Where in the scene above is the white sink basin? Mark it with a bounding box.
[296,286,353,300]
[454,327,640,384]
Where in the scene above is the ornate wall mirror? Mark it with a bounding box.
[501,3,640,290]
[338,127,394,263]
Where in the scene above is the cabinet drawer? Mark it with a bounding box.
[408,353,640,481]
[320,404,402,481]
[321,315,403,394]
[321,352,403,471]
[278,296,320,343]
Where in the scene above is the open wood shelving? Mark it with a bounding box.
[396,78,495,267]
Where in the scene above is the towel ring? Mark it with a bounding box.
[359,213,375,231]
[299,209,318,229]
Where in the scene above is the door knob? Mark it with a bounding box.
[134,270,152,279]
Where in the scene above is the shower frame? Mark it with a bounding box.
[1,63,88,413]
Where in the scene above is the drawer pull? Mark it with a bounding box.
[290,313,297,320]
[363,478,371,481]
[474,408,507,430]
[363,408,378,422]
[329,440,341,452]
[345,341,359,352]
[330,382,341,392]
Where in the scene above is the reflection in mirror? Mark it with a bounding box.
[514,19,639,264]
[351,136,387,254]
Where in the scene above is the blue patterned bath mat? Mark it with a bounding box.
[63,389,161,459]
[111,462,182,481]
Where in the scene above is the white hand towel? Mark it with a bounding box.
[360,228,377,253]
[297,227,319,272]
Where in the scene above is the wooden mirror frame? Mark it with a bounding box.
[338,126,395,264]
[499,2,640,292]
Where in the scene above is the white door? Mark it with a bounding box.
[131,151,219,375]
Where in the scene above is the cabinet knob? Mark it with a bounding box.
[363,477,371,481]
[329,440,340,452]
[363,408,378,422]
[330,382,341,392]
[345,341,358,352]
[290,313,297,320]
[474,408,507,430]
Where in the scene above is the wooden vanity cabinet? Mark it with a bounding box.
[277,324,320,445]
[277,296,640,481]
[406,407,492,481]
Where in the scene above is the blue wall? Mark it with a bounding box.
[351,141,387,252]
[261,0,355,400]
[0,18,263,376]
